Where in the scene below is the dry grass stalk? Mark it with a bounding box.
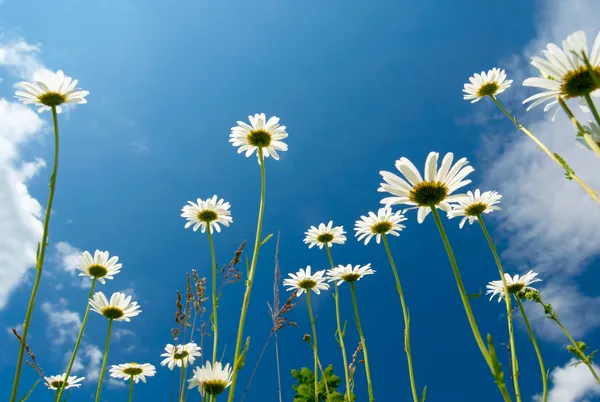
[349,342,363,389]
[12,328,44,378]
[221,240,245,286]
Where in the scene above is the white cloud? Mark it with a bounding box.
[0,37,43,80]
[107,378,127,389]
[113,328,134,341]
[71,343,103,382]
[535,358,600,402]
[55,241,82,275]
[41,299,81,345]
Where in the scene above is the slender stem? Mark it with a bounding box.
[228,149,267,402]
[477,217,521,402]
[491,96,600,205]
[349,283,374,401]
[179,364,186,402]
[558,98,600,158]
[274,332,283,402]
[56,279,98,401]
[585,93,600,129]
[325,246,351,400]
[430,207,512,401]
[306,292,319,402]
[10,106,61,402]
[516,297,547,402]
[95,319,113,402]
[382,235,419,402]
[129,377,134,402]
[207,226,219,364]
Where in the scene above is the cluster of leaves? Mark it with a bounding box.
[291,365,347,402]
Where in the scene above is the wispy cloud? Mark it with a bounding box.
[41,299,82,345]
[534,358,600,402]
[0,37,43,80]
[55,241,82,276]
[71,343,103,382]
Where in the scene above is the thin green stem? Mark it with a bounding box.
[516,297,547,402]
[325,245,351,400]
[585,93,600,129]
[477,217,521,402]
[95,319,113,402]
[129,377,134,402]
[306,292,319,402]
[179,364,186,402]
[349,283,374,402]
[56,279,98,401]
[10,106,60,402]
[228,149,266,402]
[207,226,219,364]
[382,235,419,402]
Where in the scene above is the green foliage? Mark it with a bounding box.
[291,365,345,402]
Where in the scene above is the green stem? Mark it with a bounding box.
[477,217,521,402]
[584,93,600,129]
[558,97,600,158]
[207,226,219,364]
[10,106,60,402]
[382,235,419,402]
[129,377,134,402]
[325,246,351,400]
[306,292,319,402]
[95,319,113,402]
[56,279,98,401]
[516,297,547,402]
[179,364,186,402]
[349,283,374,401]
[430,207,512,402]
[227,148,266,402]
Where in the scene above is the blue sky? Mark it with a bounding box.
[1,0,600,401]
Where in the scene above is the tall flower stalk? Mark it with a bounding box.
[306,291,320,402]
[557,97,600,158]
[207,226,219,363]
[129,377,134,402]
[349,282,374,401]
[95,318,113,402]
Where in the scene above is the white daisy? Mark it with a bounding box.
[463,68,513,103]
[45,374,85,390]
[109,363,156,384]
[378,152,474,223]
[77,250,122,284]
[188,361,233,397]
[229,113,288,161]
[449,189,502,229]
[326,264,375,286]
[304,221,347,249]
[486,271,542,302]
[89,292,141,322]
[354,207,407,245]
[14,69,89,113]
[160,343,202,370]
[181,195,233,233]
[523,30,600,110]
[577,121,600,151]
[283,266,330,296]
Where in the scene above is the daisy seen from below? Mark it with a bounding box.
[354,207,407,245]
[463,68,512,103]
[77,250,122,284]
[327,264,375,286]
[304,221,347,249]
[109,363,156,384]
[15,69,89,113]
[160,343,202,370]
[89,292,141,321]
[229,113,288,161]
[283,266,329,296]
[486,271,542,302]
[181,195,232,233]
[449,189,502,229]
[378,152,473,223]
[188,361,233,397]
[45,374,85,390]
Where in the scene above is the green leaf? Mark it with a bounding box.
[420,386,427,402]
[236,336,251,370]
[468,289,482,300]
[19,379,40,402]
[554,153,575,180]
[487,334,507,389]
[259,233,274,247]
[245,255,251,278]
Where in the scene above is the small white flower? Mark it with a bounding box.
[160,343,202,370]
[486,271,542,302]
[89,292,141,322]
[188,361,233,397]
[45,374,85,390]
[181,195,233,233]
[449,189,502,228]
[283,266,329,296]
[304,221,347,249]
[109,363,155,384]
[354,207,406,245]
[326,264,375,286]
[77,250,122,284]
[229,113,288,161]
[378,152,473,223]
[15,69,89,113]
[577,121,600,151]
[463,68,513,103]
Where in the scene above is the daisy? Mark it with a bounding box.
[188,361,232,397]
[283,266,329,296]
[486,271,542,302]
[45,374,85,390]
[160,343,202,370]
[14,69,89,113]
[229,113,288,161]
[89,292,141,321]
[449,189,502,229]
[463,68,513,103]
[304,221,347,249]
[77,250,122,284]
[109,363,156,384]
[577,121,600,151]
[378,152,474,223]
[181,195,233,233]
[354,207,406,245]
[523,30,600,110]
[327,264,375,286]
